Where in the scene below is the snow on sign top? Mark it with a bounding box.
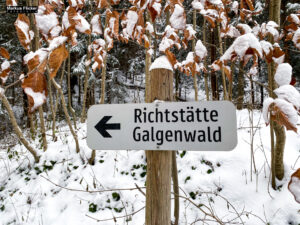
[149,55,173,71]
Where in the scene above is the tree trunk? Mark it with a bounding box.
[146,68,173,225]
[203,18,209,101]
[237,61,244,109]
[80,35,91,123]
[269,0,285,185]
[51,77,80,153]
[30,0,47,150]
[67,45,77,129]
[192,9,198,101]
[217,22,228,100]
[0,91,40,162]
[210,29,218,100]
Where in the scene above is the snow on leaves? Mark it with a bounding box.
[289,168,300,204]
[22,72,48,112]
[6,0,17,6]
[14,14,34,51]
[0,48,15,84]
[91,13,103,35]
[263,63,299,133]
[35,4,61,40]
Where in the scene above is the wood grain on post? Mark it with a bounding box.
[146,67,173,225]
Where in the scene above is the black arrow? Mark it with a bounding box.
[95,116,121,138]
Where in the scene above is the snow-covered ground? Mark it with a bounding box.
[0,109,299,225]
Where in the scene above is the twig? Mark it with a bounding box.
[41,175,145,193]
[85,206,145,222]
[135,183,146,196]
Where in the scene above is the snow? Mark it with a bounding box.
[232,1,239,14]
[48,36,68,51]
[91,14,102,35]
[23,88,47,112]
[149,55,173,71]
[195,40,207,60]
[74,14,91,34]
[1,109,300,224]
[289,176,300,203]
[292,28,300,49]
[192,0,204,10]
[170,4,186,30]
[221,33,262,62]
[125,10,138,37]
[151,2,161,16]
[260,40,273,56]
[62,9,71,30]
[237,24,252,34]
[35,5,60,39]
[274,85,300,110]
[1,60,10,71]
[15,20,31,44]
[23,49,49,65]
[274,63,292,86]
[0,87,4,95]
[263,97,274,124]
[290,14,300,25]
[159,37,173,52]
[274,98,298,127]
[145,22,154,34]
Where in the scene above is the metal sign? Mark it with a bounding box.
[87,101,237,151]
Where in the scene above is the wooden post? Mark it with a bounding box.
[146,67,173,225]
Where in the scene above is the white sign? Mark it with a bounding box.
[87,101,237,151]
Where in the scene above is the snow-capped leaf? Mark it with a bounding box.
[22,71,48,112]
[91,13,103,35]
[6,0,18,6]
[14,14,33,51]
[288,168,300,204]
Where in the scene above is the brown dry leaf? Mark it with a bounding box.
[223,66,232,81]
[288,168,300,204]
[14,14,32,51]
[0,47,10,59]
[48,44,68,78]
[6,0,17,6]
[0,68,11,84]
[245,0,254,11]
[271,104,297,133]
[96,0,108,9]
[165,49,177,67]
[22,71,48,112]
[204,15,215,28]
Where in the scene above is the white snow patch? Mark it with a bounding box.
[275,63,292,86]
[274,98,298,127]
[274,85,300,110]
[260,40,273,56]
[35,5,60,38]
[237,24,252,34]
[1,60,10,71]
[0,87,4,95]
[263,97,274,124]
[125,10,138,37]
[221,33,262,61]
[91,14,102,35]
[292,28,300,49]
[24,88,46,111]
[170,4,186,30]
[195,40,207,60]
[289,176,300,203]
[150,55,173,71]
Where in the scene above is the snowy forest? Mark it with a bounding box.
[1,0,300,224]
